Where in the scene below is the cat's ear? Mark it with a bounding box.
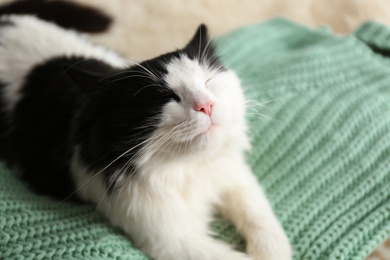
[184,24,209,54]
[184,24,223,68]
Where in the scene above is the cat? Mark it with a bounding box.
[0,13,292,260]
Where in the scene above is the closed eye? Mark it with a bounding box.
[158,88,181,102]
[170,92,181,102]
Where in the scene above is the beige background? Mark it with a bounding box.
[75,0,390,61]
[3,0,390,259]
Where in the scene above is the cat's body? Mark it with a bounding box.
[0,13,291,260]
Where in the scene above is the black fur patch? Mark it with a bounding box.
[67,58,180,190]
[0,0,112,33]
[1,55,179,200]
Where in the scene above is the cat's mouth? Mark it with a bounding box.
[193,123,219,140]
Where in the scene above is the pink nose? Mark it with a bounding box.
[195,101,214,116]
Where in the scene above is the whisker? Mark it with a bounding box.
[59,138,153,203]
[112,74,157,83]
[91,170,119,217]
[119,58,159,81]
[99,70,159,82]
[63,58,93,73]
[99,70,131,81]
[143,122,187,166]
[200,34,215,63]
[133,84,161,97]
[198,26,203,62]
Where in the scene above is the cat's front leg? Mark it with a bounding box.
[137,226,253,260]
[106,190,252,260]
[219,163,292,260]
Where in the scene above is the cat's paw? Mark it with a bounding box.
[246,226,292,260]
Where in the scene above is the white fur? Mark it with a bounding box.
[0,15,127,112]
[2,14,292,260]
[73,56,292,259]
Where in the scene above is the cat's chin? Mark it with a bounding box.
[194,123,217,139]
[190,124,226,152]
[162,124,222,156]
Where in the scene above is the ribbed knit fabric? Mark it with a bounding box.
[1,18,390,259]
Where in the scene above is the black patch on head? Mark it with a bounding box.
[0,0,112,33]
[67,60,180,190]
[182,24,225,70]
[1,54,183,201]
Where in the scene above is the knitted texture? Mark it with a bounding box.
[1,18,390,259]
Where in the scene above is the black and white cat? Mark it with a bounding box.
[0,13,292,260]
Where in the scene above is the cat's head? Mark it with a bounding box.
[67,25,248,176]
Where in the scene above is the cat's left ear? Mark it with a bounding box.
[184,24,222,68]
[184,24,210,55]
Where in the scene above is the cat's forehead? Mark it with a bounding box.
[163,55,214,91]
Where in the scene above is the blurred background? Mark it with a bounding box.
[71,0,390,60]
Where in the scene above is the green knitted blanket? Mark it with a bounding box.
[2,18,390,260]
